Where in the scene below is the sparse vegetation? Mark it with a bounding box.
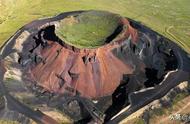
[172,92,189,105]
[134,118,145,124]
[149,92,190,124]
[0,119,19,124]
[152,108,166,116]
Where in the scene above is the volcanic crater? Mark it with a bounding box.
[20,10,139,99]
[0,10,190,124]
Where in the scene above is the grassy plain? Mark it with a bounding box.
[0,0,190,52]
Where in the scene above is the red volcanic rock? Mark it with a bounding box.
[26,18,139,99]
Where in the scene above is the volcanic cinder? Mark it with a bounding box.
[24,11,140,99]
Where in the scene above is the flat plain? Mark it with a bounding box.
[0,0,190,52]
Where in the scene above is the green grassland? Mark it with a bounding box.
[55,10,121,48]
[0,0,190,51]
[0,119,19,124]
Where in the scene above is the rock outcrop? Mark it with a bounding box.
[24,17,140,99]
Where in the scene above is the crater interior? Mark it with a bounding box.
[55,10,122,48]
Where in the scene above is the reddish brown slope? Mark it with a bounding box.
[26,18,139,99]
